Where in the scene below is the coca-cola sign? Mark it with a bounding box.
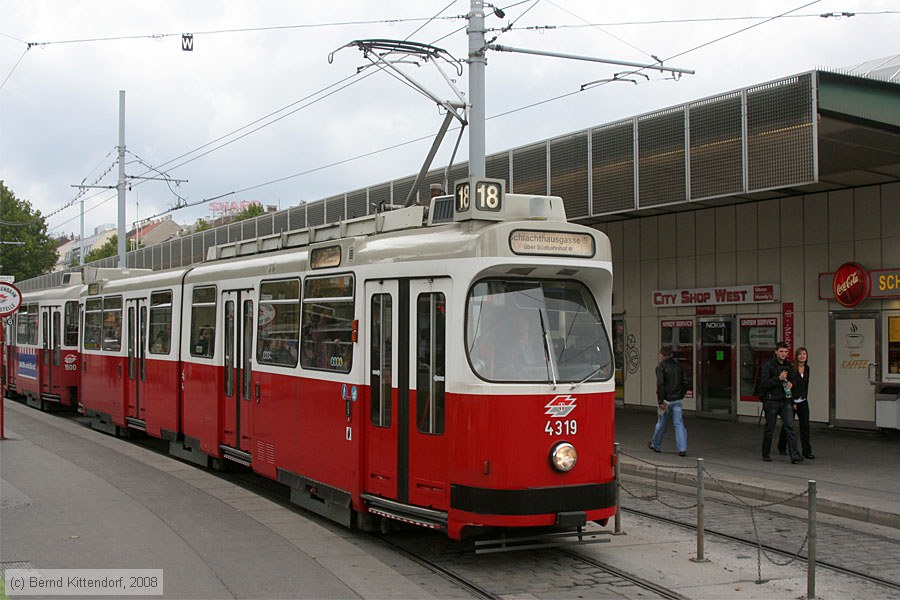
[833,262,869,307]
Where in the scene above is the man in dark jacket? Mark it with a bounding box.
[759,341,803,463]
[647,347,688,456]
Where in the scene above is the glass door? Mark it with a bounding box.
[660,319,694,400]
[698,318,735,417]
[738,317,777,404]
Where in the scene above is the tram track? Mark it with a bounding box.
[69,415,684,599]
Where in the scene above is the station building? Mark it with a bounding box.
[25,67,900,429]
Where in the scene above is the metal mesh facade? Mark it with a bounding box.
[23,73,818,291]
[690,92,744,199]
[592,122,635,214]
[512,143,548,195]
[747,73,815,190]
[325,195,345,224]
[346,189,368,219]
[638,107,687,207]
[485,153,510,187]
[550,132,589,219]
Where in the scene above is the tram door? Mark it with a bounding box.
[221,289,255,453]
[364,280,399,500]
[406,279,450,510]
[125,300,147,422]
[39,306,62,396]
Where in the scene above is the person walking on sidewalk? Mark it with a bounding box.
[647,347,688,456]
[760,341,803,464]
[778,347,814,459]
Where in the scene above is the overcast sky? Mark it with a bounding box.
[1,1,898,239]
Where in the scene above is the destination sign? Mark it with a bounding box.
[509,230,595,258]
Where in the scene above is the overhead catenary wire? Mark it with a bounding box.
[42,0,859,235]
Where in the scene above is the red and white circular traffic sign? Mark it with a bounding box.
[0,282,23,317]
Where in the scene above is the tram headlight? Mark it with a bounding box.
[549,441,577,472]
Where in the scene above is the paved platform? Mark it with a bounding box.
[3,398,900,599]
[0,400,433,599]
[616,404,900,529]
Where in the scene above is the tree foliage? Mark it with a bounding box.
[193,218,212,233]
[231,202,264,223]
[0,181,58,282]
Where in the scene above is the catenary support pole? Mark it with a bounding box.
[117,90,127,269]
[467,0,486,177]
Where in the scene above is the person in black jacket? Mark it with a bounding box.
[647,347,688,456]
[778,347,814,459]
[760,342,803,463]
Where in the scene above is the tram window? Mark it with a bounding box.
[416,293,445,435]
[16,303,37,346]
[42,312,49,352]
[370,293,392,428]
[243,300,254,400]
[148,291,173,355]
[300,275,354,373]
[190,286,217,358]
[101,296,123,352]
[466,279,612,383]
[83,298,102,350]
[64,301,79,346]
[257,279,300,367]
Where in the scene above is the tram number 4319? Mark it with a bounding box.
[545,420,577,436]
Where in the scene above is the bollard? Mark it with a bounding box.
[613,442,623,534]
[691,458,709,562]
[808,480,817,600]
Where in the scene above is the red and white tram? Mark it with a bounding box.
[27,179,618,542]
[3,273,82,411]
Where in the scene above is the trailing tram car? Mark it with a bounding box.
[28,179,618,543]
[79,268,184,440]
[3,273,82,411]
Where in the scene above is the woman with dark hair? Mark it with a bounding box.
[778,347,814,459]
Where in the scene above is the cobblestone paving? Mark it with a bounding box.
[619,476,900,587]
[381,530,676,599]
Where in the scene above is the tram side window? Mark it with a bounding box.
[83,298,103,350]
[16,303,38,346]
[257,279,300,367]
[190,286,217,358]
[101,296,123,351]
[64,301,79,347]
[416,293,445,435]
[370,293,392,428]
[300,275,354,373]
[148,291,173,354]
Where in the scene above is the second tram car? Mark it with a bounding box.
[4,273,82,411]
[18,179,617,542]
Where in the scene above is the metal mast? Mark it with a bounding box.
[116,90,126,269]
[467,1,487,178]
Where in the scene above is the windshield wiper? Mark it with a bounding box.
[538,310,558,389]
[570,358,612,391]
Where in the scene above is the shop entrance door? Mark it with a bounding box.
[831,313,879,428]
[698,318,735,418]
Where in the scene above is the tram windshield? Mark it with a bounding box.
[466,279,613,384]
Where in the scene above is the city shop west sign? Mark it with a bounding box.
[652,284,780,307]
